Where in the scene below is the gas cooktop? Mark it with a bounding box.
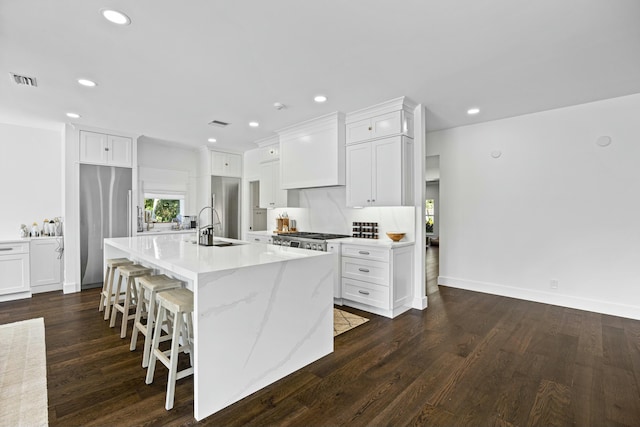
[279,232,350,240]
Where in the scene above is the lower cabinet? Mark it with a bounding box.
[340,243,413,318]
[30,238,63,294]
[0,242,31,300]
[246,232,273,244]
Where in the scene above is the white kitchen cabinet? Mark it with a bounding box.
[346,136,414,207]
[327,242,342,304]
[30,238,63,293]
[345,97,415,145]
[340,243,413,318]
[0,242,30,298]
[346,110,412,144]
[259,160,288,208]
[211,151,242,177]
[80,130,132,167]
[277,112,345,189]
[246,232,273,244]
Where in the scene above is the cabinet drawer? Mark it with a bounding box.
[0,242,29,255]
[341,245,389,262]
[342,278,389,309]
[342,257,389,286]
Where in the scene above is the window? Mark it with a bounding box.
[426,199,435,234]
[144,193,185,223]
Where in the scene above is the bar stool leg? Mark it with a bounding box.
[109,274,124,328]
[99,265,110,313]
[120,276,135,338]
[165,311,183,410]
[145,304,165,385]
[103,265,118,320]
[130,284,146,352]
[141,290,158,367]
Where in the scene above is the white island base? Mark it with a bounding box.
[104,234,334,420]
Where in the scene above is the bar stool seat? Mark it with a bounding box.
[109,264,153,338]
[145,288,194,410]
[99,258,134,320]
[130,274,183,368]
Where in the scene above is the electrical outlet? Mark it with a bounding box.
[550,279,559,289]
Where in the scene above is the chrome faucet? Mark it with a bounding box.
[197,203,222,246]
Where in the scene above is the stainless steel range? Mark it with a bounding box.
[271,232,350,251]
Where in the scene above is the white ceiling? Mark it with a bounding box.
[1,0,639,152]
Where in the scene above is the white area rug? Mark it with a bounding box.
[0,318,48,427]
[334,308,369,337]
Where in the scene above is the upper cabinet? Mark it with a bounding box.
[277,112,345,189]
[346,136,414,207]
[259,160,288,208]
[345,97,416,207]
[345,97,415,145]
[80,130,132,167]
[211,151,242,177]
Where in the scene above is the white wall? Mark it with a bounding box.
[137,137,198,215]
[0,122,63,239]
[429,93,640,319]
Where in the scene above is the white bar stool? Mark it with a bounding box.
[145,288,194,410]
[130,274,183,368]
[109,264,153,338]
[99,258,134,320]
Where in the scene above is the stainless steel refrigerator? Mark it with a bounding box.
[211,176,240,239]
[80,164,132,289]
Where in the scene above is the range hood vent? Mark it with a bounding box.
[10,73,38,87]
[208,120,230,127]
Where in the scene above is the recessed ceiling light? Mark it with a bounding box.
[207,138,217,143]
[77,78,97,87]
[467,108,480,115]
[101,9,131,25]
[314,95,327,103]
[66,112,81,119]
[249,121,259,127]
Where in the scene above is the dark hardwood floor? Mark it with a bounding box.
[2,257,640,426]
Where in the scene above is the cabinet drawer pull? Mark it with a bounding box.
[358,251,370,255]
[0,247,13,251]
[358,290,370,295]
[358,268,370,273]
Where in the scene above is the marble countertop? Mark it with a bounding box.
[0,235,62,244]
[243,231,415,248]
[333,237,415,248]
[136,228,196,236]
[104,234,330,279]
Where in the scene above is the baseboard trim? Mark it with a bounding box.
[63,281,78,294]
[412,295,428,310]
[438,276,640,321]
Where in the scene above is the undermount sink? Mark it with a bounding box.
[190,239,245,247]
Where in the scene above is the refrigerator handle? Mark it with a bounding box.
[127,190,132,237]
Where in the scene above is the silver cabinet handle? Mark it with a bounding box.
[358,251,370,255]
[0,247,12,251]
[358,290,370,295]
[358,268,370,273]
[254,238,260,241]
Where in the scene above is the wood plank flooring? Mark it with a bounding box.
[1,259,639,425]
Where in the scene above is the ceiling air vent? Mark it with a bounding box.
[208,120,230,127]
[10,73,38,87]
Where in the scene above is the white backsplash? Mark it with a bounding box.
[267,186,416,242]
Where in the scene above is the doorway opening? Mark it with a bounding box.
[249,181,267,231]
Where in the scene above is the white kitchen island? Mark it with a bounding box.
[103,234,334,420]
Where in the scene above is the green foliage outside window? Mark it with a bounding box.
[426,199,435,233]
[145,198,180,223]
